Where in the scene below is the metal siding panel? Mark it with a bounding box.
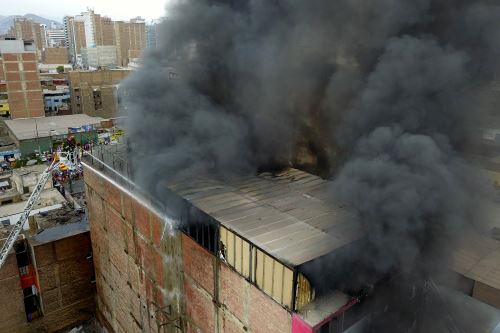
[226,229,235,267]
[283,267,294,309]
[255,249,264,288]
[242,240,250,279]
[263,253,274,295]
[273,261,284,303]
[235,234,243,273]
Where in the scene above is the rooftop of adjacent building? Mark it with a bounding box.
[29,208,89,245]
[0,163,88,253]
[4,114,104,140]
[0,187,66,219]
[0,38,37,53]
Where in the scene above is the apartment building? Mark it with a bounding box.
[0,51,44,119]
[69,69,130,118]
[9,18,45,53]
[45,29,66,48]
[64,15,87,65]
[82,10,116,49]
[114,18,146,67]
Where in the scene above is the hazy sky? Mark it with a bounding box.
[1,0,169,22]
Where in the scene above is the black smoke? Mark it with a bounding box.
[120,1,500,331]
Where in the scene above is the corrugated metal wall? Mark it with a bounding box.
[220,225,313,310]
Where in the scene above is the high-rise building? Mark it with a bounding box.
[9,18,44,52]
[64,15,87,65]
[39,24,47,49]
[114,17,146,67]
[128,17,146,51]
[101,16,115,46]
[82,10,116,48]
[83,10,98,48]
[146,20,161,49]
[0,52,44,119]
[45,29,66,47]
[69,69,131,118]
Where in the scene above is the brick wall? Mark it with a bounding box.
[0,235,95,333]
[84,166,183,333]
[43,48,69,65]
[2,53,44,119]
[84,164,292,333]
[0,253,26,333]
[32,233,96,331]
[182,234,292,333]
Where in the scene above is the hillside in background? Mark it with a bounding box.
[0,14,62,34]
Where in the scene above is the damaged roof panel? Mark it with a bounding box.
[167,168,363,266]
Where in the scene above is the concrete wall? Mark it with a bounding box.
[82,46,118,69]
[84,163,293,333]
[12,165,53,194]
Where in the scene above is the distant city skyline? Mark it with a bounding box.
[1,0,169,22]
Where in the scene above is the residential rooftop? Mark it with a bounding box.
[5,114,104,141]
[0,188,66,219]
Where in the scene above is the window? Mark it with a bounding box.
[182,208,218,254]
[184,222,217,254]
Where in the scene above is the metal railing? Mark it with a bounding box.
[82,142,179,235]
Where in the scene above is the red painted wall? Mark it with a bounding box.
[292,314,314,333]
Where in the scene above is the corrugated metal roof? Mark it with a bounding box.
[452,232,500,290]
[4,114,104,140]
[167,168,363,266]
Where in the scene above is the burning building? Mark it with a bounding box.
[82,143,500,333]
[3,0,496,332]
[83,145,366,332]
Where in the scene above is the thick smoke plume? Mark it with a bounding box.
[121,0,500,331]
